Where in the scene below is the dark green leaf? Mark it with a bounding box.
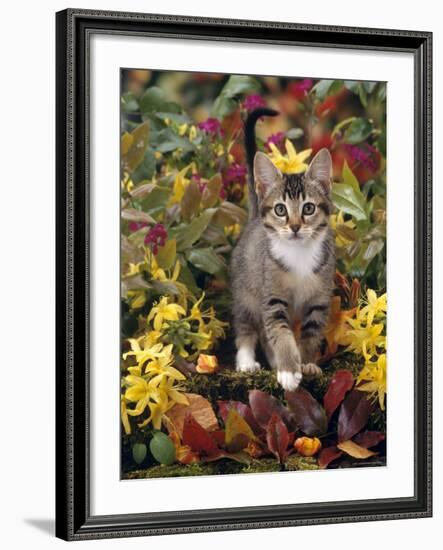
[140,86,166,113]
[343,118,373,144]
[186,247,226,275]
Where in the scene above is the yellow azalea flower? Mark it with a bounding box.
[330,210,356,248]
[357,353,387,410]
[359,289,387,327]
[189,125,197,142]
[169,165,191,204]
[215,143,225,157]
[267,140,312,174]
[154,151,162,160]
[121,397,131,435]
[126,289,147,309]
[178,123,188,136]
[123,335,165,369]
[190,293,205,325]
[147,296,186,331]
[345,318,386,357]
[125,262,145,277]
[137,377,189,429]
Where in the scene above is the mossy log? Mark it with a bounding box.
[122,456,324,480]
[183,354,363,407]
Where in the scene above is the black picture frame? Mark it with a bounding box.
[55,8,432,541]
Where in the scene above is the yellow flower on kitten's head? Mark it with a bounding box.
[267,139,312,174]
[147,296,186,331]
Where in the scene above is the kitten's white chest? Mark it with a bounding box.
[270,237,323,279]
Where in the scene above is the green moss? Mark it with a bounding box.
[123,462,220,479]
[285,455,319,471]
[183,353,364,407]
[241,458,281,474]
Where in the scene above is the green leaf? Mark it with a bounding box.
[312,79,338,100]
[219,75,260,98]
[139,185,171,216]
[181,181,202,222]
[155,239,177,270]
[140,86,166,113]
[175,209,216,251]
[343,118,372,144]
[286,128,304,140]
[121,122,149,173]
[362,239,384,263]
[156,112,191,124]
[201,175,222,209]
[342,160,360,193]
[211,96,237,119]
[155,128,195,153]
[121,91,139,113]
[177,256,199,295]
[186,247,226,275]
[332,183,367,221]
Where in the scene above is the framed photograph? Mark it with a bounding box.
[55,8,432,541]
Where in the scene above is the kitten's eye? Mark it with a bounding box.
[274,203,287,217]
[302,202,316,216]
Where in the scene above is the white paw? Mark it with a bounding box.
[236,361,261,374]
[277,368,303,391]
[302,363,322,377]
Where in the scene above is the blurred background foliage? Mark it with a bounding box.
[120,69,387,472]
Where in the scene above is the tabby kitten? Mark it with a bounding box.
[231,108,335,391]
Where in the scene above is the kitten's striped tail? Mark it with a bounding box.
[244,107,279,218]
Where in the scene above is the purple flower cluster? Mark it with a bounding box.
[241,94,266,112]
[144,223,168,254]
[197,117,224,137]
[265,131,285,151]
[344,144,378,172]
[224,163,247,185]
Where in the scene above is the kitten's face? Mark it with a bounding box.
[254,149,332,243]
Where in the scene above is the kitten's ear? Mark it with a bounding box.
[254,152,281,198]
[305,148,332,195]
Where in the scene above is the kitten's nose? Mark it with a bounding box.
[290,224,301,234]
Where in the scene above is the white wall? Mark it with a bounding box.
[0,0,440,547]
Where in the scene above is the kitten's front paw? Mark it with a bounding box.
[277,367,303,391]
[301,363,322,377]
[236,361,261,374]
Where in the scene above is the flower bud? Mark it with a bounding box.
[196,354,218,374]
[294,436,322,457]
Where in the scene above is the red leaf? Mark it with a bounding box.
[318,446,343,469]
[353,430,385,448]
[211,429,226,447]
[285,387,328,436]
[249,390,297,431]
[323,370,354,419]
[217,400,264,435]
[337,390,373,442]
[266,413,290,464]
[182,414,219,455]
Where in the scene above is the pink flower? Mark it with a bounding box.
[265,132,285,151]
[197,118,224,136]
[144,223,168,254]
[241,94,266,111]
[288,79,313,100]
[223,163,247,185]
[128,221,148,232]
[344,144,378,172]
